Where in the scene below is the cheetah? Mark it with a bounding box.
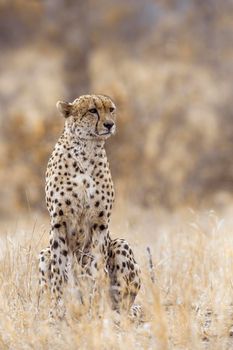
[39,94,141,319]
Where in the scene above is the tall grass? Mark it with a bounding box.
[0,206,233,349]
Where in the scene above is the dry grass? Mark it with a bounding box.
[1,204,233,349]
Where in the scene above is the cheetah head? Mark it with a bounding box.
[56,94,116,141]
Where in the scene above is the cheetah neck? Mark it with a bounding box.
[60,128,107,172]
[64,128,105,151]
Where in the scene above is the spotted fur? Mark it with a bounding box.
[38,94,141,319]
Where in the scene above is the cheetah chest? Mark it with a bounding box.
[58,169,114,219]
[46,144,115,225]
[71,173,96,209]
[75,171,114,217]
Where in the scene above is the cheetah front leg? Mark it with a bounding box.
[38,246,51,297]
[49,221,69,320]
[107,238,141,315]
[74,225,111,309]
[85,223,110,275]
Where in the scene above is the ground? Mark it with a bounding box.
[1,201,233,349]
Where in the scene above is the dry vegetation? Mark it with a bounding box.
[1,0,233,349]
[1,204,233,349]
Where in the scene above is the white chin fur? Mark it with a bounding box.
[97,126,116,137]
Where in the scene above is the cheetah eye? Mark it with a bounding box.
[109,107,115,113]
[89,108,98,114]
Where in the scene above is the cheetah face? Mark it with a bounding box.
[56,94,116,141]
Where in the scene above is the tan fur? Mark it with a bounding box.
[38,94,141,319]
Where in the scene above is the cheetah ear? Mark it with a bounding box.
[56,101,72,118]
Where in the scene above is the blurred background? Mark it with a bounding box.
[0,0,233,219]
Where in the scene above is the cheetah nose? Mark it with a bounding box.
[103,121,114,131]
